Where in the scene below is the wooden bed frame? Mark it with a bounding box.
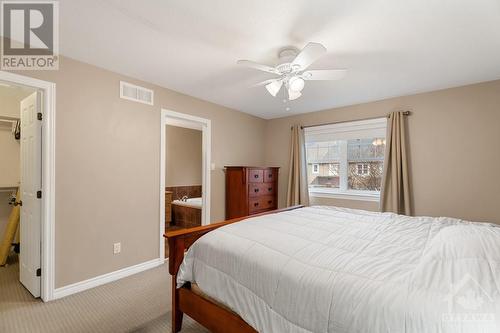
[165,205,304,333]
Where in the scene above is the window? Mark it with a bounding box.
[356,163,369,175]
[312,164,319,174]
[305,118,386,201]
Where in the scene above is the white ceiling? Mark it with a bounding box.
[59,0,500,119]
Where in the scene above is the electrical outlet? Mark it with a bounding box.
[113,242,121,254]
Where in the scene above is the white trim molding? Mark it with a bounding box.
[53,258,163,300]
[309,190,380,202]
[160,109,211,260]
[0,71,56,302]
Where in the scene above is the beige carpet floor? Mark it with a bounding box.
[0,255,208,333]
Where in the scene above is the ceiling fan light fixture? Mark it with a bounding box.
[238,42,347,106]
[289,76,305,92]
[288,89,301,101]
[265,80,282,97]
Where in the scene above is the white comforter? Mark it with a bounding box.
[177,206,500,333]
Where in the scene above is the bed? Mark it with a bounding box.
[165,206,500,333]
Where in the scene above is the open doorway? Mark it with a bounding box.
[165,125,203,231]
[160,110,211,259]
[0,81,42,298]
[0,71,56,302]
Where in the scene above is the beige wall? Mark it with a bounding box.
[0,125,20,187]
[0,86,33,187]
[0,126,19,242]
[0,86,33,118]
[165,125,202,187]
[13,56,266,287]
[9,54,500,289]
[265,79,500,224]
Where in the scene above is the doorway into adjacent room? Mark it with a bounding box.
[0,81,42,299]
[160,110,211,259]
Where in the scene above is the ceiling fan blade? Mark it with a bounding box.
[254,78,280,87]
[288,88,302,101]
[302,69,347,81]
[291,42,327,70]
[266,80,283,97]
[237,60,280,75]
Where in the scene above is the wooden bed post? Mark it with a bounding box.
[165,205,304,333]
[172,279,183,332]
[168,235,185,332]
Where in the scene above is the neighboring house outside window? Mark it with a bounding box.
[304,118,387,201]
[356,163,369,175]
[328,163,339,176]
[312,164,319,174]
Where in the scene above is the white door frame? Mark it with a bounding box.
[159,109,211,259]
[0,71,56,302]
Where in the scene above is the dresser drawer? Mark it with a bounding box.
[249,195,276,213]
[225,166,279,220]
[248,169,264,183]
[263,169,277,182]
[249,182,275,197]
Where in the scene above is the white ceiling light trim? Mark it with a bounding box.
[265,80,283,97]
[289,76,305,92]
[288,89,302,101]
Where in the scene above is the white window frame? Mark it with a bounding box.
[304,118,386,202]
[312,163,319,174]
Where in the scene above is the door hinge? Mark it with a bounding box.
[37,190,42,199]
[37,112,43,121]
[36,268,41,277]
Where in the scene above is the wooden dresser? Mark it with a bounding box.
[225,166,279,219]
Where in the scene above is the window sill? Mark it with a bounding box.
[309,189,380,202]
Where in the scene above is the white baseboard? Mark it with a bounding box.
[53,258,163,300]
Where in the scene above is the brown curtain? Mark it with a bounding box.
[286,125,310,206]
[380,112,411,215]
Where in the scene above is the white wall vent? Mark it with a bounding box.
[120,81,154,105]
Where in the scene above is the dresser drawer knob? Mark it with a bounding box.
[268,200,272,204]
[268,187,272,191]
[254,174,259,178]
[254,188,259,193]
[254,202,259,207]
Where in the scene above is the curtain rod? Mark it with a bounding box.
[294,111,411,130]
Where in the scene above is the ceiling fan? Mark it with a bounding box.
[237,42,346,101]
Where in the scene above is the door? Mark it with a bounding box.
[19,91,42,297]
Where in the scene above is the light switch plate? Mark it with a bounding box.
[113,242,121,254]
